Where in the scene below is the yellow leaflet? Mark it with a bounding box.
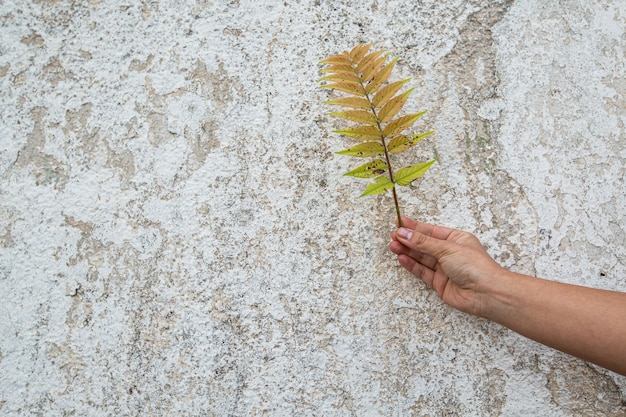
[395,160,436,186]
[366,58,399,94]
[329,110,378,125]
[357,50,387,73]
[318,64,354,75]
[361,54,389,83]
[335,142,385,157]
[319,54,352,65]
[333,125,381,140]
[383,111,426,138]
[320,82,366,96]
[378,89,413,122]
[349,43,371,62]
[319,72,361,85]
[324,97,371,110]
[373,79,409,108]
[389,131,434,154]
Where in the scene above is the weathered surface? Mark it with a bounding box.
[0,0,624,415]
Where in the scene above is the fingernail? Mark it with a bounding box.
[397,227,413,240]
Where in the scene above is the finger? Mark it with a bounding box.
[410,221,458,241]
[397,216,458,241]
[396,227,451,259]
[397,254,435,288]
[396,216,418,229]
[389,240,439,270]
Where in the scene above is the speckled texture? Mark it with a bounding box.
[1,0,625,415]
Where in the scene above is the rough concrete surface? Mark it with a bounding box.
[1,0,625,415]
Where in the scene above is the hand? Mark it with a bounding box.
[389,217,504,317]
[390,216,626,375]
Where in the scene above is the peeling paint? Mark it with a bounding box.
[0,0,625,415]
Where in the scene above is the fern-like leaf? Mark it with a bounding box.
[319,43,436,226]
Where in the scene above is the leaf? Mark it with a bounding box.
[366,58,399,94]
[361,55,389,84]
[319,44,437,219]
[357,50,386,71]
[319,72,361,85]
[394,160,436,186]
[333,125,381,140]
[378,88,413,123]
[383,111,427,138]
[361,175,394,196]
[319,53,351,65]
[318,63,354,75]
[372,79,409,107]
[344,159,388,178]
[324,97,372,110]
[335,142,385,157]
[388,131,434,154]
[350,43,371,62]
[330,110,378,125]
[320,82,366,96]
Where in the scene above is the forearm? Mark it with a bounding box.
[480,270,626,376]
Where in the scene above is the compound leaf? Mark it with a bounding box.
[319,44,436,224]
[395,160,436,186]
[344,159,388,178]
[361,175,394,196]
[336,142,385,157]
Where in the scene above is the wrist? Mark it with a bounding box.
[473,266,525,321]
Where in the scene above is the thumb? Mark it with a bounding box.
[396,227,449,259]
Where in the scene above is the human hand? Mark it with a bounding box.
[389,217,505,317]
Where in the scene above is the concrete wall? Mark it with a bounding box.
[1,0,625,415]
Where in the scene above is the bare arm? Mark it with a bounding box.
[389,217,626,376]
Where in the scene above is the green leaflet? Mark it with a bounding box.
[388,131,434,154]
[336,142,385,157]
[344,159,388,178]
[361,175,393,196]
[395,160,436,186]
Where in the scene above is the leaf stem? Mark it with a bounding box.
[357,74,403,228]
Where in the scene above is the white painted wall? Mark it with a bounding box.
[1,0,624,415]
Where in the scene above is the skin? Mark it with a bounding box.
[389,216,626,376]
